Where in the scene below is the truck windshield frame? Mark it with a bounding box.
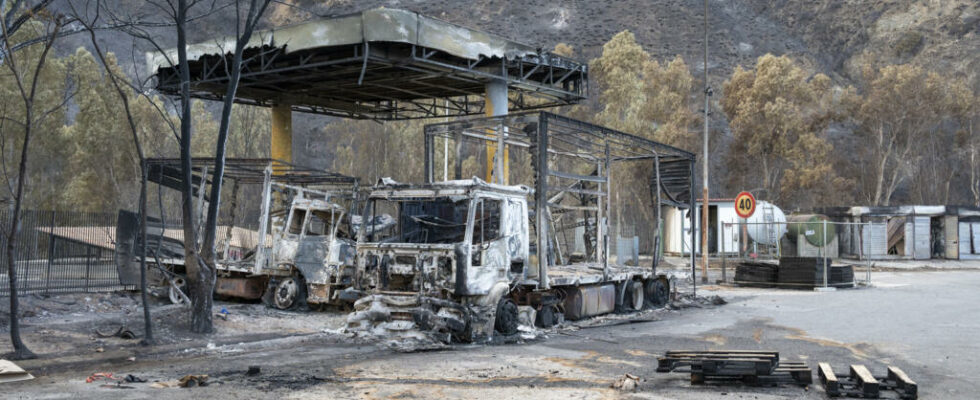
[366,196,471,244]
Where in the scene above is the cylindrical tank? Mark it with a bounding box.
[786,214,837,247]
[745,201,787,245]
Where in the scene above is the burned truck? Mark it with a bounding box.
[347,112,696,341]
[120,158,360,309]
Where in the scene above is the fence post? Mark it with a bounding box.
[85,246,92,292]
[866,222,872,286]
[721,224,726,284]
[45,212,56,294]
[822,219,828,288]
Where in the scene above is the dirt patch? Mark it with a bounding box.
[0,291,347,359]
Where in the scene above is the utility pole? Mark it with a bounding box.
[700,0,710,284]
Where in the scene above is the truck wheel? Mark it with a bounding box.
[494,298,519,335]
[269,273,308,310]
[168,276,187,305]
[629,281,645,310]
[645,278,669,308]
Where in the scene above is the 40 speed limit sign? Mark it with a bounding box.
[734,191,756,219]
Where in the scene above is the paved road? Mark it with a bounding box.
[9,270,979,399]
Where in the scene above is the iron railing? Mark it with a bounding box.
[0,210,134,296]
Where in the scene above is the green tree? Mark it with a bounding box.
[721,54,851,208]
[61,48,176,212]
[854,63,953,206]
[587,30,698,150]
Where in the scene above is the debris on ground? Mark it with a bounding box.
[668,293,727,310]
[86,372,121,383]
[178,374,209,387]
[124,374,147,383]
[96,325,137,339]
[149,380,179,389]
[611,373,641,391]
[246,366,261,376]
[0,359,34,383]
[99,383,134,389]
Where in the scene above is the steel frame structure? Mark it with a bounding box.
[153,42,587,120]
[422,112,696,289]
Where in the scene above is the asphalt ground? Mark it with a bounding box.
[7,269,978,399]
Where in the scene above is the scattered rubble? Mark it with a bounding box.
[610,373,641,391]
[0,360,34,383]
[178,374,209,387]
[95,325,137,339]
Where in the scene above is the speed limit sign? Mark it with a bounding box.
[734,191,756,219]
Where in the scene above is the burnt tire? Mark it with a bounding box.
[645,278,669,308]
[168,276,188,305]
[264,273,308,311]
[494,298,519,335]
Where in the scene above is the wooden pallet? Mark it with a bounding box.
[819,363,917,399]
[657,350,811,387]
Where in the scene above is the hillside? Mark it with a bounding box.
[254,0,977,89]
[40,0,979,199]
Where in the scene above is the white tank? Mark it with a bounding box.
[745,201,787,246]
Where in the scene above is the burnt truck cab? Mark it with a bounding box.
[252,191,356,309]
[347,177,673,342]
[215,171,358,310]
[349,178,531,340]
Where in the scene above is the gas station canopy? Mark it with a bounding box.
[148,8,589,120]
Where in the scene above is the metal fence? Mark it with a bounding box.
[715,220,877,288]
[0,210,133,296]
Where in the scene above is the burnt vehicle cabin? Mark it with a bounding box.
[122,158,360,310]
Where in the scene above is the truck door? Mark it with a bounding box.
[503,198,529,275]
[467,197,507,294]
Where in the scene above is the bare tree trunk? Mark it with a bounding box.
[74,6,156,342]
[197,0,270,334]
[872,125,887,206]
[2,12,62,360]
[5,117,36,360]
[174,0,207,333]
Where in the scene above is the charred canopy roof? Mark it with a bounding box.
[146,158,358,194]
[148,8,588,120]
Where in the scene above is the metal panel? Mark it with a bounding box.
[959,222,972,255]
[913,217,930,260]
[944,215,958,259]
[862,223,887,259]
[972,223,980,253]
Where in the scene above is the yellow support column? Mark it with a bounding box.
[271,103,293,165]
[484,80,508,184]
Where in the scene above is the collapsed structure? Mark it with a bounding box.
[135,8,699,342]
[346,112,695,341]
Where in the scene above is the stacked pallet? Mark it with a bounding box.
[777,257,854,288]
[657,350,812,386]
[734,261,778,286]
